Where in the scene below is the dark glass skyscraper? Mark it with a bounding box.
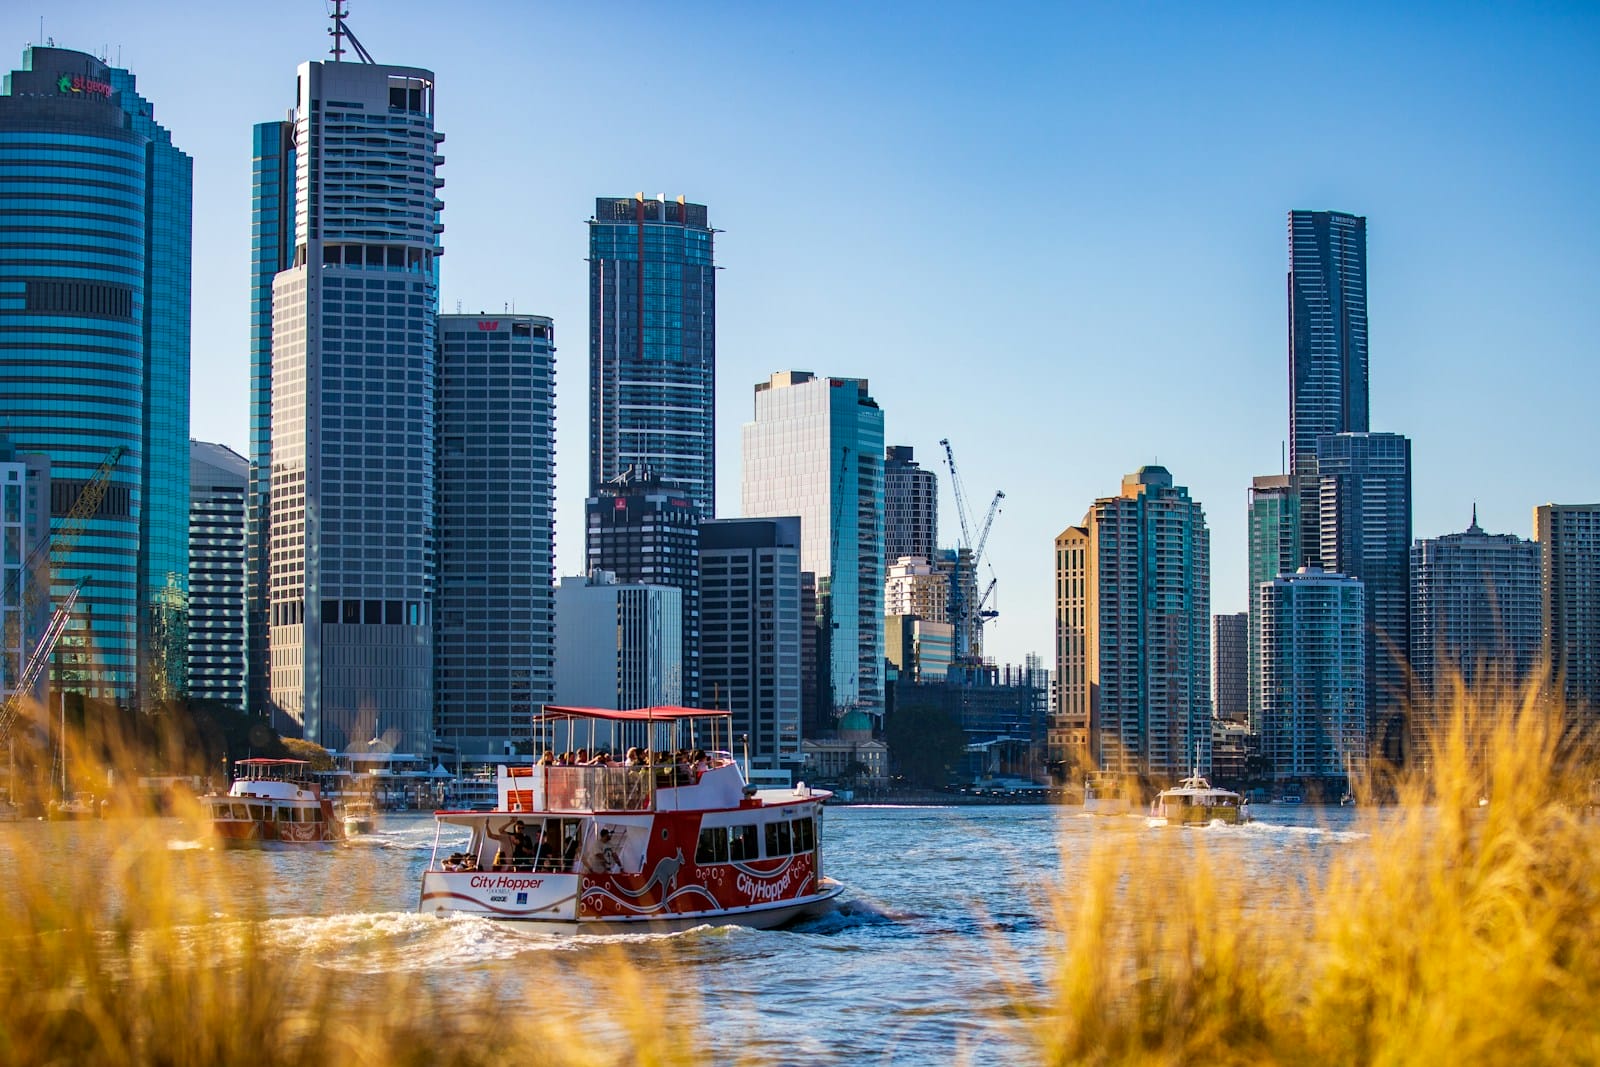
[437,314,556,757]
[1289,210,1368,568]
[588,195,716,517]
[884,445,937,570]
[0,47,191,706]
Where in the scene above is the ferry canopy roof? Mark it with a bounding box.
[533,705,732,723]
[236,758,310,767]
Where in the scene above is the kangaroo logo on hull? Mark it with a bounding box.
[617,849,684,899]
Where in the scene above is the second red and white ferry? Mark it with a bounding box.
[204,758,344,847]
[418,705,843,931]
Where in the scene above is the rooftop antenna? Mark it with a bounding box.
[329,0,377,64]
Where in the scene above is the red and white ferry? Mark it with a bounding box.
[204,758,344,847]
[418,706,843,931]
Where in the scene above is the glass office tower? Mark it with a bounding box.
[742,372,884,721]
[1289,210,1368,569]
[1246,473,1298,732]
[0,46,191,705]
[588,195,716,517]
[246,120,295,720]
[258,58,444,752]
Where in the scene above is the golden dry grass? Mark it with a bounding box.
[0,729,710,1067]
[1036,673,1600,1066]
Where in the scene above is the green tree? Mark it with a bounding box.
[886,703,966,788]
[281,736,337,771]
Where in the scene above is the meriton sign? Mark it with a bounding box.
[58,73,112,99]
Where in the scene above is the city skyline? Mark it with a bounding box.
[11,3,1598,671]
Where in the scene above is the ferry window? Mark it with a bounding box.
[792,816,815,852]
[696,826,729,864]
[729,824,758,861]
[248,804,267,821]
[310,807,323,822]
[764,820,792,858]
[231,803,248,819]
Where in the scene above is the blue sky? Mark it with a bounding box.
[12,2,1598,669]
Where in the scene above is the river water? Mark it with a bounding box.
[11,803,1367,1065]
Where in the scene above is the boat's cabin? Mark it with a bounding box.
[218,759,326,805]
[436,804,822,878]
[231,759,316,787]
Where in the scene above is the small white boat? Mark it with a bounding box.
[343,799,378,836]
[1148,772,1249,827]
[47,792,101,821]
[419,705,843,932]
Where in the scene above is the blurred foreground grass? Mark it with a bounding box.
[1038,676,1600,1066]
[3,677,1597,1065]
[0,731,705,1067]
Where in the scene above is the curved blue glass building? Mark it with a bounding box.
[0,47,191,705]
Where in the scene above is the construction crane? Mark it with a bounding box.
[938,439,1004,663]
[0,579,84,742]
[0,445,127,742]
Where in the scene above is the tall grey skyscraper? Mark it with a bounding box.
[588,195,716,517]
[188,441,248,709]
[884,446,937,570]
[1289,210,1368,569]
[256,47,444,752]
[1,46,192,706]
[742,372,884,721]
[436,314,556,758]
[1317,432,1411,761]
[1258,566,1366,785]
[699,517,804,777]
[1534,503,1600,722]
[1054,467,1212,778]
[1410,513,1541,713]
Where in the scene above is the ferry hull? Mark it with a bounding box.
[1150,806,1246,827]
[420,871,843,932]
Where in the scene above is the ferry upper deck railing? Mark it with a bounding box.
[503,759,739,814]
